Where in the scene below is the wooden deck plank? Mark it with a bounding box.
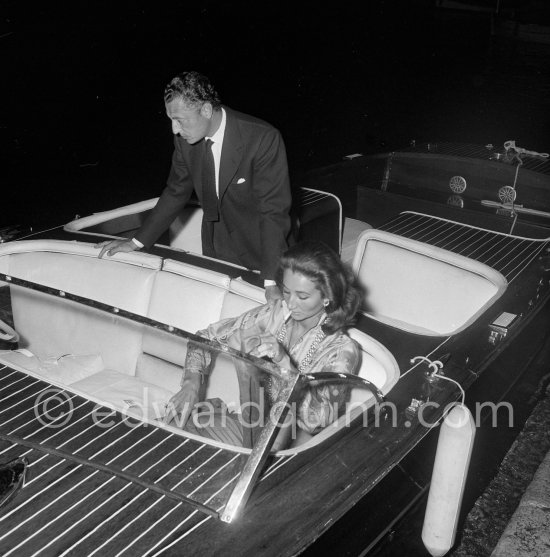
[0,362,299,554]
[0,366,245,525]
[0,375,46,407]
[0,444,214,556]
[102,428,184,472]
[0,440,24,460]
[159,451,242,503]
[0,473,150,555]
[58,496,208,557]
[2,395,94,440]
[0,458,89,530]
[56,416,148,459]
[379,212,549,281]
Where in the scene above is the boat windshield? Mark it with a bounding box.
[0,270,301,522]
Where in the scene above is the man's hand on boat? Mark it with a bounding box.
[96,239,139,259]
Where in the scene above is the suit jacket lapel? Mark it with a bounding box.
[219,108,243,201]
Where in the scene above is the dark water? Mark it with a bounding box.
[3,2,549,230]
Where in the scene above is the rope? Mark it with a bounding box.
[410,355,466,407]
[13,224,65,241]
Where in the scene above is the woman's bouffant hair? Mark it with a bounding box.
[275,241,363,334]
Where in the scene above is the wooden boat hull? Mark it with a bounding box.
[1,228,547,555]
[1,142,549,555]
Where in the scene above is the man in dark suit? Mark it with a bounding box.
[98,71,292,301]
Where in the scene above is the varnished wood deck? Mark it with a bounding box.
[380,211,549,282]
[0,365,293,556]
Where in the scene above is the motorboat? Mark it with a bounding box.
[0,143,548,556]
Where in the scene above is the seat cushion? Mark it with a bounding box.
[70,369,173,422]
[7,248,158,375]
[0,351,104,385]
[147,261,230,334]
[352,229,507,336]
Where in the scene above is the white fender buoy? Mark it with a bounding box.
[422,404,476,557]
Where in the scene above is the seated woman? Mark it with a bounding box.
[164,241,363,448]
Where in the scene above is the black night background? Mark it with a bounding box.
[3,1,549,231]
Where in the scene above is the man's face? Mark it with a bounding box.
[166,98,212,144]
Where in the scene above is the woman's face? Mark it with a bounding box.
[281,270,325,324]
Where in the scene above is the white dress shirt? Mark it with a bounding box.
[204,107,226,197]
[132,108,275,288]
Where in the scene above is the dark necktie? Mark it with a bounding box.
[202,138,219,222]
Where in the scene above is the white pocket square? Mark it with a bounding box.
[236,178,246,184]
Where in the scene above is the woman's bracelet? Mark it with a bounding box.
[181,368,205,385]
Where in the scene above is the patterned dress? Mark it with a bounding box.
[184,299,360,436]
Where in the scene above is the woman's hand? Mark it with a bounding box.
[163,372,202,426]
[248,333,285,363]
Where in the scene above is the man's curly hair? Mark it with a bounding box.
[164,71,222,110]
